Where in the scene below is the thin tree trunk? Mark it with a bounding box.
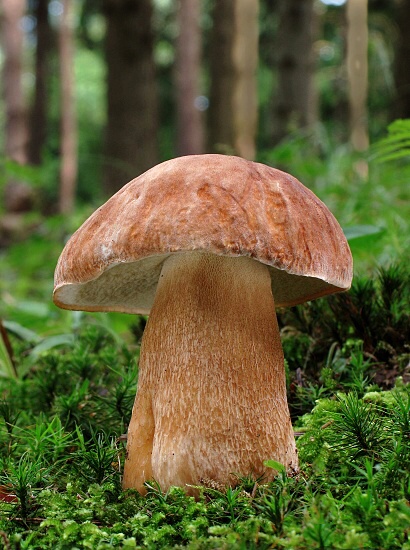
[103,0,159,195]
[28,0,52,165]
[58,0,78,214]
[208,0,259,160]
[208,0,236,155]
[1,0,36,220]
[272,0,317,145]
[346,0,368,152]
[233,0,259,160]
[392,0,410,119]
[175,0,204,156]
[1,0,27,164]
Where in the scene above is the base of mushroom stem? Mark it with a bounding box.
[124,464,300,498]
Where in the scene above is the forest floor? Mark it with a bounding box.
[0,258,409,549]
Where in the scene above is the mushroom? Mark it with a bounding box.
[53,154,353,494]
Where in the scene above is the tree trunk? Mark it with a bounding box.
[175,0,204,156]
[28,0,52,166]
[392,0,410,120]
[103,0,159,195]
[0,0,36,223]
[1,0,27,164]
[346,0,368,152]
[271,0,317,145]
[208,0,259,160]
[58,0,78,214]
[208,1,235,155]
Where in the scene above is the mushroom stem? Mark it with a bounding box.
[122,252,298,494]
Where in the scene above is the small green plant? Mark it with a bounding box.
[18,415,73,469]
[98,364,137,428]
[54,379,93,435]
[0,399,20,457]
[303,510,335,550]
[392,390,410,439]
[0,453,49,520]
[255,461,301,535]
[329,393,389,460]
[222,486,250,524]
[73,427,121,486]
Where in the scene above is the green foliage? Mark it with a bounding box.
[73,428,121,486]
[0,281,407,548]
[278,262,410,418]
[298,385,410,499]
[0,453,50,520]
[372,118,410,163]
[329,393,389,459]
[17,415,73,468]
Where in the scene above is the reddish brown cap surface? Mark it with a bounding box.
[53,154,353,313]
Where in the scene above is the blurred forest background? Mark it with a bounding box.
[2,5,410,545]
[0,0,409,337]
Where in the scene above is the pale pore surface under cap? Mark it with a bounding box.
[55,253,344,314]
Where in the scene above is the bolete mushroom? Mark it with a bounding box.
[53,154,353,494]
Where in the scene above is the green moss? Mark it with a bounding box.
[0,267,409,548]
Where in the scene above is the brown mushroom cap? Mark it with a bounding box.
[53,154,353,313]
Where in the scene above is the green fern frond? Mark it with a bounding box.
[372,119,410,163]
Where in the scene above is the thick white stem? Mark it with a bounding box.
[123,252,298,494]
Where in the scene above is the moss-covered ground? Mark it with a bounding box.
[0,263,409,549]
